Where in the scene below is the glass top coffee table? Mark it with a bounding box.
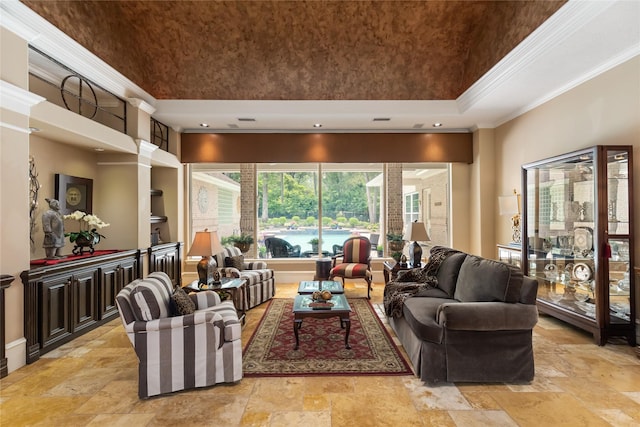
[292,294,352,350]
[297,280,344,294]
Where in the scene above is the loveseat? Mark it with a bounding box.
[115,272,242,398]
[214,246,275,310]
[385,246,538,383]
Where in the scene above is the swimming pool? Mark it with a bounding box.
[262,228,376,253]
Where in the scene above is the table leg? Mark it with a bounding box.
[293,318,302,350]
[343,316,351,349]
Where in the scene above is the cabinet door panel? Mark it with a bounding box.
[71,270,98,333]
[99,263,120,319]
[40,278,71,347]
[148,243,181,286]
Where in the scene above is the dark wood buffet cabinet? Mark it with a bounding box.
[21,250,142,363]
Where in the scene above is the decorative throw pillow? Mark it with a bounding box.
[225,255,244,271]
[170,286,196,316]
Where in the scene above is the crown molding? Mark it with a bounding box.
[136,139,159,158]
[128,98,156,115]
[494,45,640,128]
[0,80,45,115]
[458,0,615,113]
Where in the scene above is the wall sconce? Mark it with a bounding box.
[403,220,430,267]
[187,228,224,285]
[499,189,521,244]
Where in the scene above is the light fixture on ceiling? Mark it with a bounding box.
[200,123,209,128]
[433,123,443,127]
[94,147,105,152]
[313,123,322,128]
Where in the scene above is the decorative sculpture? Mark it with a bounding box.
[42,198,65,259]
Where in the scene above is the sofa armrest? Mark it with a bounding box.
[244,260,268,269]
[128,310,223,333]
[188,290,222,309]
[127,311,225,349]
[438,302,538,331]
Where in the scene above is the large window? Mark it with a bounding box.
[402,164,451,248]
[189,162,451,258]
[189,164,241,243]
[257,163,382,258]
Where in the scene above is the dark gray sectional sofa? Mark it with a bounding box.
[387,247,539,383]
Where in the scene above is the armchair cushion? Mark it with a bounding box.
[225,255,244,271]
[130,280,172,321]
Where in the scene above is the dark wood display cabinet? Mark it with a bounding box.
[21,250,141,363]
[522,146,635,346]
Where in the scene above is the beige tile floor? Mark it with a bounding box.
[2,281,640,426]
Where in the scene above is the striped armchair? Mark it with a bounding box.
[116,272,242,398]
[329,236,373,299]
[214,246,275,310]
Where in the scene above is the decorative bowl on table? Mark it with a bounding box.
[312,290,333,301]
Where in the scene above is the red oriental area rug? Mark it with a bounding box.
[242,298,413,377]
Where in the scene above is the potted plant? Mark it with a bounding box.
[230,233,254,253]
[391,251,403,263]
[386,233,405,252]
[308,237,320,252]
[376,245,384,257]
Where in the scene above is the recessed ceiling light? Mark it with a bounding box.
[200,123,209,128]
[313,123,322,128]
[433,123,443,127]
[94,147,105,152]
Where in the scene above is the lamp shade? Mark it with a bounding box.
[187,229,224,257]
[403,221,430,242]
[498,193,520,215]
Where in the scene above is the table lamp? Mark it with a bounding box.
[403,221,430,267]
[499,190,521,244]
[187,228,224,285]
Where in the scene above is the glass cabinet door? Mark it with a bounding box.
[522,146,635,346]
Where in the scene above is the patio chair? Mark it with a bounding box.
[329,236,373,299]
[264,237,301,258]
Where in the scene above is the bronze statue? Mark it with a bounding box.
[42,198,65,259]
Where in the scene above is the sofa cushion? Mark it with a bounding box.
[130,280,172,321]
[170,287,196,316]
[454,255,523,303]
[402,297,458,344]
[225,255,244,271]
[435,251,467,297]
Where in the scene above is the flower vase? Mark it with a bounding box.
[72,232,100,255]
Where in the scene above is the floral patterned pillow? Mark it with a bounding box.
[170,287,195,316]
[225,255,244,271]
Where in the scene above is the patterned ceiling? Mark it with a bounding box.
[21,1,565,101]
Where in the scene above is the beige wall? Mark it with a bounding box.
[494,56,640,333]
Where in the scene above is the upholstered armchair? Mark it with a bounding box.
[115,272,242,398]
[265,237,301,258]
[329,236,373,299]
[214,246,275,309]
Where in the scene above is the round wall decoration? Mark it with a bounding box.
[197,186,209,213]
